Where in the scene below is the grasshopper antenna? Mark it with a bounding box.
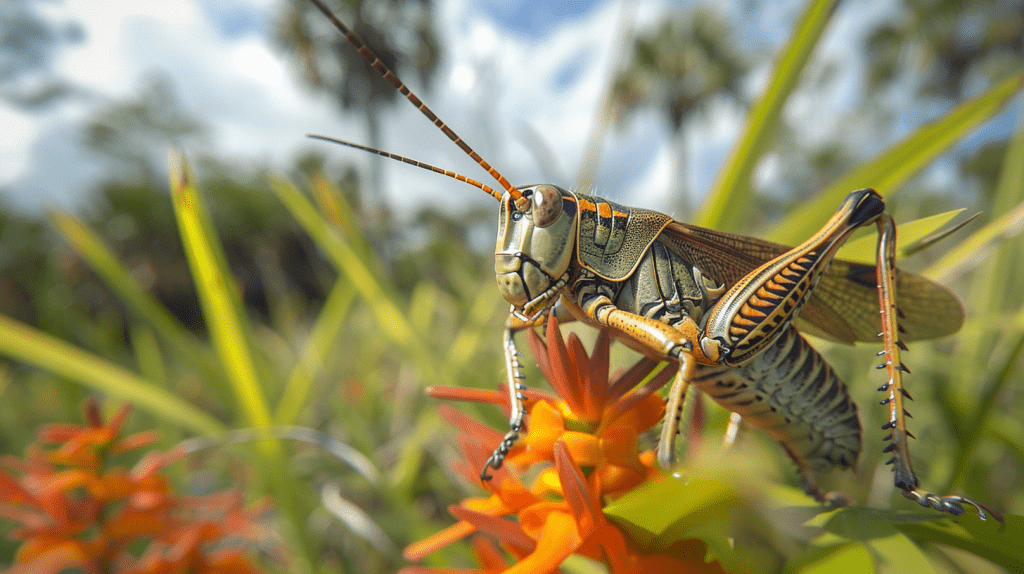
[308,134,502,200]
[305,0,523,206]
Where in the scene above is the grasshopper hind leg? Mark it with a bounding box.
[874,214,1001,521]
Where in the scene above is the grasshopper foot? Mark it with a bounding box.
[901,489,1003,522]
[480,426,520,482]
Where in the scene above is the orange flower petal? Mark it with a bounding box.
[43,469,102,498]
[521,402,563,450]
[106,404,133,436]
[597,464,645,497]
[504,510,581,574]
[456,435,518,488]
[112,430,161,455]
[609,392,665,435]
[11,538,91,574]
[558,431,603,469]
[588,330,611,401]
[441,406,504,449]
[541,318,585,415]
[449,505,535,552]
[597,423,641,468]
[606,357,663,402]
[553,440,599,531]
[0,469,33,504]
[469,535,509,570]
[403,521,477,561]
[427,386,507,405]
[529,468,562,498]
[565,333,599,418]
[36,424,84,444]
[204,550,263,574]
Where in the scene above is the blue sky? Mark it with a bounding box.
[1,0,1017,219]
[1,0,683,214]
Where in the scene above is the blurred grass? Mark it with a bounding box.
[0,0,1022,572]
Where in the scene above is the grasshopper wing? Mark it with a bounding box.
[659,222,964,344]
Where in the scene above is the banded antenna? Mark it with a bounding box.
[305,0,524,206]
[308,135,502,200]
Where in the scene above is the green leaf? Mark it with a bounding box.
[794,508,936,574]
[603,474,743,549]
[784,542,876,574]
[770,73,1024,245]
[698,0,838,230]
[894,514,1024,571]
[836,209,966,263]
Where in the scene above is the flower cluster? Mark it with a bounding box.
[406,318,726,573]
[0,398,268,574]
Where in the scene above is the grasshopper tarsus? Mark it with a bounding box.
[902,489,1003,522]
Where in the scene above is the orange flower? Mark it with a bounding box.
[412,318,726,573]
[0,398,269,574]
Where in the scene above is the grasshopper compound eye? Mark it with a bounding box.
[531,185,563,228]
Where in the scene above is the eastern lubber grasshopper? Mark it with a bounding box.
[304,0,998,520]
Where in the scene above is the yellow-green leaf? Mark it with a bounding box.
[698,0,838,230]
[169,152,273,430]
[837,209,966,263]
[770,74,1024,244]
[0,314,222,435]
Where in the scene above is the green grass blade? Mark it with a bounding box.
[964,124,1024,347]
[130,324,167,384]
[923,199,1024,282]
[169,153,274,430]
[50,210,225,387]
[697,0,838,230]
[268,177,436,374]
[0,313,223,435]
[770,74,1024,244]
[445,279,504,373]
[274,280,355,425]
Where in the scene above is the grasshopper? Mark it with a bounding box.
[304,0,997,520]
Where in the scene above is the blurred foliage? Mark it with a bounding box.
[276,0,441,200]
[276,0,440,111]
[0,0,83,108]
[613,8,749,131]
[0,0,1022,572]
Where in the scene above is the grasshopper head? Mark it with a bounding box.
[494,184,577,315]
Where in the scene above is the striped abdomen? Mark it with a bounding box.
[692,326,862,471]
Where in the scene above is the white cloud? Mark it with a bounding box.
[0,107,36,189]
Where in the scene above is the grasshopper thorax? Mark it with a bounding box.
[495,185,578,315]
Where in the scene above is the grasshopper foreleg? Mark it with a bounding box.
[481,297,568,481]
[480,324,528,481]
[584,296,721,467]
